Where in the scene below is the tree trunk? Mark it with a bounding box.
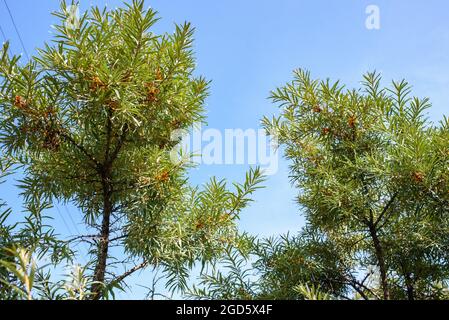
[368,223,390,300]
[91,172,113,300]
[405,273,415,301]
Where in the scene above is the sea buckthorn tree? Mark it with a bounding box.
[0,0,263,299]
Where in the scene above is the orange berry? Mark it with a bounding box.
[348,115,357,128]
[145,82,160,102]
[155,68,164,81]
[412,171,425,183]
[156,170,170,182]
[14,95,27,109]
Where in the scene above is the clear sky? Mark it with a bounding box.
[1,0,448,299]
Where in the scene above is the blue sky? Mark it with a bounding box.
[1,0,448,298]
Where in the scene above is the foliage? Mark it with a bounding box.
[0,246,119,300]
[1,156,73,299]
[188,230,347,300]
[293,283,331,301]
[0,247,36,300]
[188,244,257,300]
[262,69,449,300]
